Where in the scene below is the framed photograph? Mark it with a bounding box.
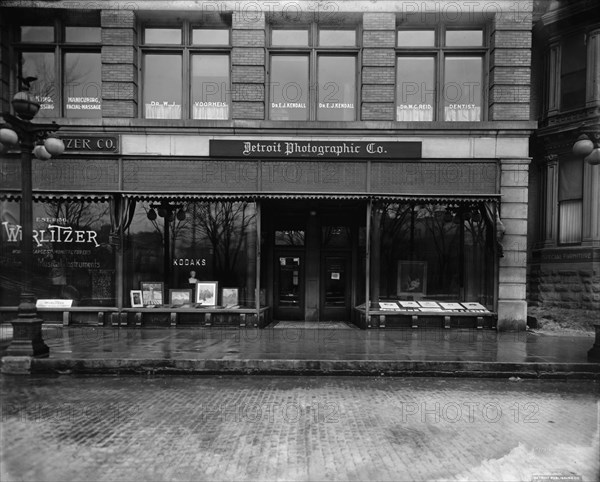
[169,289,193,306]
[130,290,144,308]
[196,281,218,306]
[222,288,239,308]
[397,261,427,297]
[140,281,164,305]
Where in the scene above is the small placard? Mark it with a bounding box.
[36,299,73,308]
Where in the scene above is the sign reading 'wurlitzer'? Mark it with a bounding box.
[210,140,421,159]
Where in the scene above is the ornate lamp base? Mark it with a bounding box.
[6,296,49,358]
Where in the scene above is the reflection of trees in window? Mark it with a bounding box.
[193,201,255,285]
[140,201,255,286]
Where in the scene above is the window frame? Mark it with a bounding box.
[558,30,588,113]
[13,17,102,119]
[267,22,360,121]
[139,19,231,120]
[395,24,488,122]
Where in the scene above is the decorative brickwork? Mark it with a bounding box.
[361,13,395,122]
[489,11,533,121]
[231,11,265,120]
[101,10,138,118]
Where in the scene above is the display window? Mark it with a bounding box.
[0,199,114,306]
[124,200,257,308]
[369,202,495,309]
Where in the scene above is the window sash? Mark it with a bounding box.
[558,200,582,244]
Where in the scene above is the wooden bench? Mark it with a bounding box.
[355,306,496,330]
[118,306,271,328]
[0,306,118,326]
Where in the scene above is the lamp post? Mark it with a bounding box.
[0,78,64,357]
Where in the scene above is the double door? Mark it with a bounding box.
[274,250,351,321]
[271,203,360,321]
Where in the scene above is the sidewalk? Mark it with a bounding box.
[1,323,598,378]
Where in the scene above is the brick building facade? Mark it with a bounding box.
[1,1,540,330]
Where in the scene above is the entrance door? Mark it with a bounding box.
[273,251,304,320]
[321,254,351,321]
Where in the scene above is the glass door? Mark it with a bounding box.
[274,251,304,320]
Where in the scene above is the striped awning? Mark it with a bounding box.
[0,191,112,202]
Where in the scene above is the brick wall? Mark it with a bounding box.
[489,10,533,121]
[101,10,138,118]
[361,13,396,121]
[231,12,265,120]
[530,264,600,309]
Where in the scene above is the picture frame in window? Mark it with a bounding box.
[140,281,164,306]
[196,281,218,306]
[397,261,427,298]
[130,290,144,308]
[221,287,239,308]
[169,289,193,306]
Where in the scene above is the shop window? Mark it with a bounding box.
[16,16,102,118]
[125,200,257,308]
[369,202,495,308]
[560,33,587,111]
[396,27,485,121]
[268,23,358,121]
[558,157,583,244]
[141,21,231,120]
[0,199,114,306]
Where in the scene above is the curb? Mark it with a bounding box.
[2,357,599,379]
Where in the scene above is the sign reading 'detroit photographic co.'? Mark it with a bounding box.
[210,140,422,159]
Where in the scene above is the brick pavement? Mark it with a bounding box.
[1,376,598,482]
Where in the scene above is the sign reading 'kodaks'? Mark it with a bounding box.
[210,140,421,159]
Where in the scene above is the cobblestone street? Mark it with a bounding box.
[1,376,598,482]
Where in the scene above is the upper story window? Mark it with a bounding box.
[16,16,102,119]
[559,33,586,111]
[396,27,486,122]
[268,23,359,121]
[141,18,231,120]
[558,156,583,245]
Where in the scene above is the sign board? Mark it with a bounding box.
[62,135,119,154]
[210,140,421,159]
[36,299,73,308]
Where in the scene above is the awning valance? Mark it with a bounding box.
[0,191,112,202]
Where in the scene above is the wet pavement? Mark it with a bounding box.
[1,375,598,482]
[1,324,598,377]
[0,324,595,362]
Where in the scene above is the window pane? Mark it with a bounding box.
[65,27,101,42]
[192,29,229,45]
[125,201,257,308]
[64,52,101,118]
[144,28,181,44]
[560,34,586,110]
[397,57,434,121]
[397,30,435,47]
[191,54,230,120]
[445,30,483,46]
[270,56,309,121]
[443,57,482,121]
[143,54,182,119]
[559,200,582,244]
[275,230,305,246]
[0,200,115,306]
[272,29,308,46]
[318,56,356,121]
[558,157,583,200]
[21,52,56,118]
[319,29,355,46]
[20,26,54,42]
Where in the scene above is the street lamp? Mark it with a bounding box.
[572,127,600,165]
[0,77,65,357]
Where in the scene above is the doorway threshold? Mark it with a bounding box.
[272,321,357,329]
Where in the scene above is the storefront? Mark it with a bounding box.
[1,133,516,328]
